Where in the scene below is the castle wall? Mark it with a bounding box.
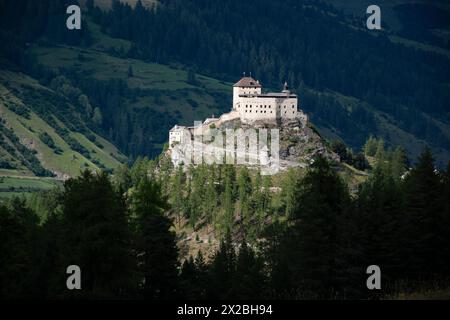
[277,97,298,119]
[235,96,300,122]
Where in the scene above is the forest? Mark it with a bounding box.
[1,142,449,299]
[0,0,449,300]
[1,0,450,163]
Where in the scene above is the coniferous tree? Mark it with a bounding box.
[133,176,179,299]
[237,167,252,232]
[271,156,351,298]
[0,199,40,299]
[400,149,442,279]
[440,161,450,277]
[354,160,404,294]
[60,170,136,298]
[232,240,266,299]
[208,232,235,299]
[364,136,378,157]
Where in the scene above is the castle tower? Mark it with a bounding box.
[232,76,262,110]
[282,81,290,95]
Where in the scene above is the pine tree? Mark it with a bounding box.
[170,165,185,228]
[355,160,404,294]
[179,256,197,299]
[282,156,350,298]
[204,165,218,228]
[400,148,442,279]
[222,166,236,232]
[281,168,297,218]
[0,199,40,299]
[375,139,385,160]
[208,232,235,299]
[364,136,378,157]
[60,170,136,298]
[133,176,179,299]
[440,161,450,276]
[390,146,409,182]
[237,167,252,230]
[232,240,266,299]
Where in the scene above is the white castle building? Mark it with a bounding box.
[232,76,306,122]
[169,76,307,147]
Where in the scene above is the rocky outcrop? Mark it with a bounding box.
[168,116,339,174]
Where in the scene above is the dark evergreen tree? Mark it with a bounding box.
[400,148,442,279]
[0,199,40,299]
[231,240,266,299]
[133,176,179,299]
[60,170,136,298]
[208,232,235,299]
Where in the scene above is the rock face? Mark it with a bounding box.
[168,116,339,174]
[278,119,339,164]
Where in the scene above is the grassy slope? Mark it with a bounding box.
[0,72,125,175]
[0,19,231,197]
[0,70,126,180]
[32,19,450,167]
[32,19,231,127]
[0,176,61,199]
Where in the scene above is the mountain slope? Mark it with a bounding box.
[0,70,126,179]
[28,18,232,159]
[84,0,450,166]
[1,0,449,168]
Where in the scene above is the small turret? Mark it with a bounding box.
[282,81,290,95]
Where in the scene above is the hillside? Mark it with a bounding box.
[27,17,233,159]
[1,0,449,182]
[83,0,450,167]
[0,69,127,183]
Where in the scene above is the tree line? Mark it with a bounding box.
[91,0,450,154]
[1,142,449,299]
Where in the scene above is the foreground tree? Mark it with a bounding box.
[133,177,179,299]
[60,170,136,298]
[269,156,351,298]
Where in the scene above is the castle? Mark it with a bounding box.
[169,76,307,147]
[232,76,306,122]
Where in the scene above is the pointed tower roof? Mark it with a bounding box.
[282,81,291,94]
[233,77,262,88]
